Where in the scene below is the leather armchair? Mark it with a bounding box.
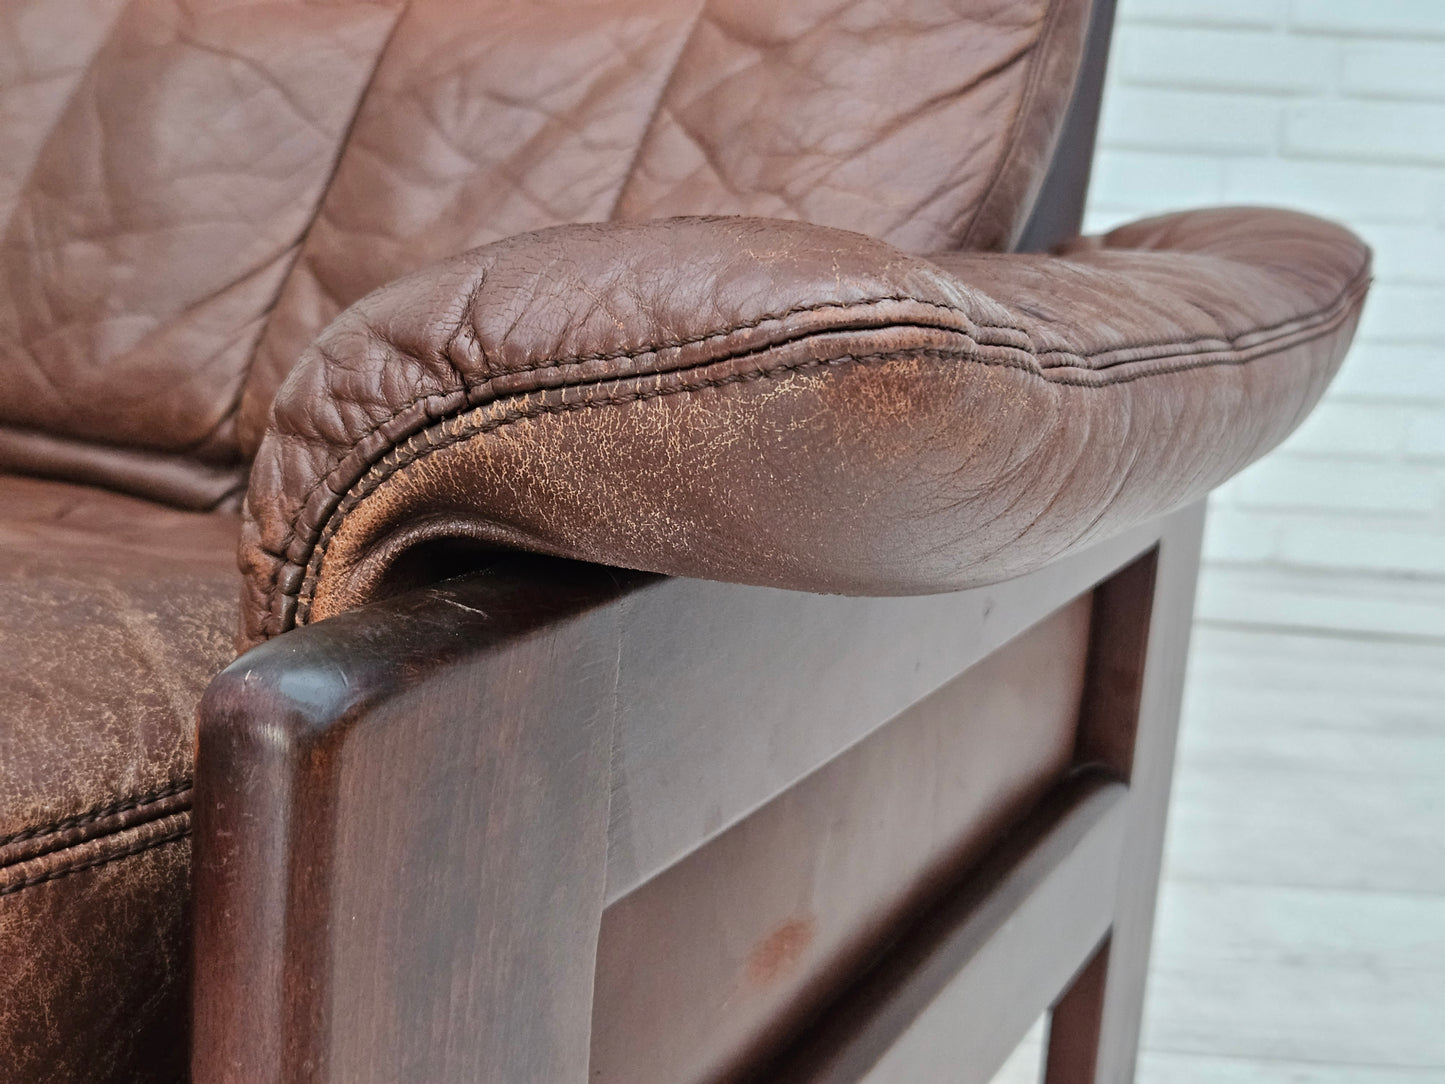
[0,1,1368,1080]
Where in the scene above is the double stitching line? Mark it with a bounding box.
[0,820,192,901]
[0,780,192,850]
[261,267,1368,637]
[0,818,191,899]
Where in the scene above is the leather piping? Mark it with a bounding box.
[0,779,192,850]
[265,264,1368,637]
[0,814,192,899]
[0,786,194,872]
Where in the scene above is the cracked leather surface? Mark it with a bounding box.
[0,0,1093,493]
[238,206,1369,649]
[0,474,237,1080]
[0,819,193,1084]
[0,0,1373,1073]
[0,476,236,841]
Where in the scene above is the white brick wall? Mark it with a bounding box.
[1087,1,1445,621]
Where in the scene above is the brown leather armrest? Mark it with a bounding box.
[237,208,1369,650]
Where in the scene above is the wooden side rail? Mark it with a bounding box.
[766,774,1129,1083]
[192,503,1204,1083]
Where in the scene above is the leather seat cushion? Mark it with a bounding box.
[0,474,238,1082]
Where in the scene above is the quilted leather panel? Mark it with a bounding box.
[235,0,1091,455]
[610,0,1088,252]
[0,0,1089,484]
[1,0,1089,492]
[236,0,704,453]
[235,207,1369,649]
[0,0,400,471]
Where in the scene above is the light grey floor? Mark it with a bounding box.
[990,617,1445,1083]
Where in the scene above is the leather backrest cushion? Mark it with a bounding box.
[238,0,1091,452]
[0,0,1090,473]
[0,0,402,466]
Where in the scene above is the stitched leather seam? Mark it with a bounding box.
[0,780,193,849]
[272,269,1357,556]
[462,295,981,370]
[231,4,411,436]
[286,284,1359,629]
[265,296,980,566]
[265,306,996,629]
[0,821,191,899]
[267,268,1367,565]
[295,351,931,619]
[261,266,1366,636]
[1041,268,1369,373]
[957,0,1070,248]
[1044,264,1371,364]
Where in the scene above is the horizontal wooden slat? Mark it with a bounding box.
[608,515,1171,901]
[592,594,1094,1084]
[763,774,1129,1084]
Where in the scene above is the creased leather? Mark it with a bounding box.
[235,0,707,455]
[0,0,401,499]
[0,424,245,511]
[235,0,1091,455]
[607,0,1090,253]
[0,0,1088,497]
[0,823,192,1084]
[1,1,1374,1076]
[236,207,1370,650]
[0,474,236,1080]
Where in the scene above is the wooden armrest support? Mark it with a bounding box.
[193,503,1204,1083]
[193,558,639,1082]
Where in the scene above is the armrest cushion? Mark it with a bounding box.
[238,209,1369,649]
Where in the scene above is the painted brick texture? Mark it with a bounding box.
[1088,0,1445,600]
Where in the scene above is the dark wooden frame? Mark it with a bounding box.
[191,499,1202,1083]
[192,3,1139,1076]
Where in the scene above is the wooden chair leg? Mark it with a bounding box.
[1045,502,1205,1084]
